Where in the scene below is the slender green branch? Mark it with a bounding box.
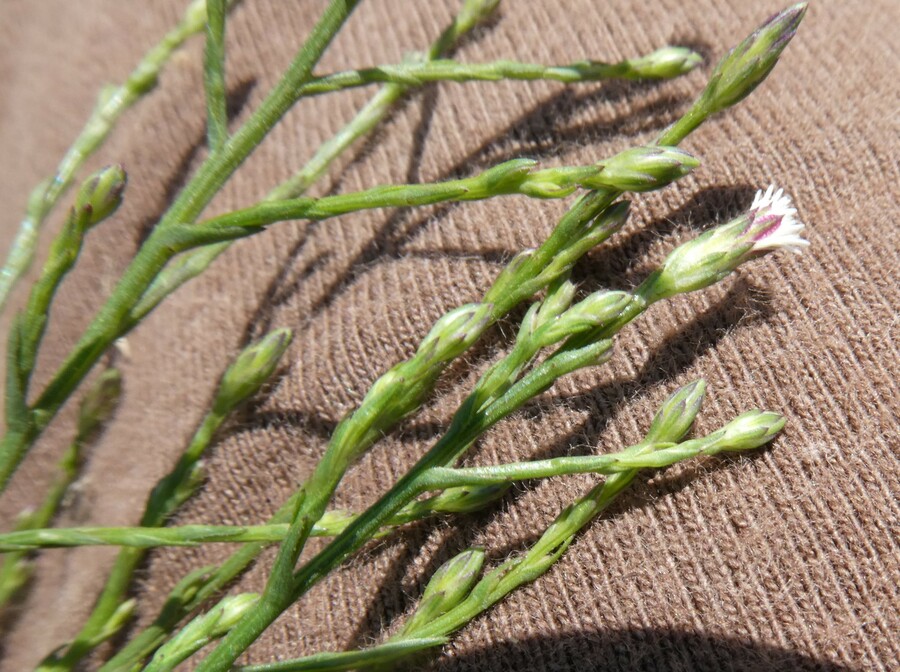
[236,637,448,672]
[127,0,503,324]
[102,7,504,667]
[0,0,210,313]
[204,0,229,151]
[193,149,696,237]
[210,386,784,672]
[283,48,701,99]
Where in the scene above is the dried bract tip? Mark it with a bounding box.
[592,146,700,193]
[629,46,703,79]
[214,328,293,415]
[702,3,808,113]
[644,379,707,444]
[75,165,127,227]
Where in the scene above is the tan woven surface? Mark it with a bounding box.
[1,1,898,669]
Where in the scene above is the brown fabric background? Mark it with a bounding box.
[0,1,898,670]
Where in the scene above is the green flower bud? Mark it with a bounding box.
[416,302,492,364]
[701,3,808,114]
[643,379,707,444]
[421,548,485,606]
[213,328,293,415]
[75,165,127,227]
[710,409,786,453]
[457,0,501,29]
[533,278,578,330]
[147,593,259,671]
[426,483,510,514]
[590,146,699,193]
[628,46,703,79]
[76,368,122,444]
[403,549,484,634]
[535,290,631,347]
[98,598,136,642]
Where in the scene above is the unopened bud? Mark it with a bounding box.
[458,0,501,28]
[403,549,484,634]
[590,146,699,193]
[534,278,578,329]
[427,483,510,514]
[536,290,631,347]
[417,303,492,364]
[147,593,259,671]
[76,368,122,444]
[709,410,785,452]
[643,379,707,444]
[701,3,807,114]
[628,46,703,79]
[214,328,293,415]
[75,165,127,227]
[98,599,136,641]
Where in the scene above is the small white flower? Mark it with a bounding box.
[746,184,809,254]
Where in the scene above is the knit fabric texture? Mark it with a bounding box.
[0,1,897,670]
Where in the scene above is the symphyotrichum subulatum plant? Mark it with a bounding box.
[0,2,809,670]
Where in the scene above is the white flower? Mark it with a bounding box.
[746,184,809,254]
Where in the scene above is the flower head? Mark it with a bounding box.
[638,184,808,302]
[746,184,808,254]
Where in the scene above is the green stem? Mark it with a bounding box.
[235,637,448,672]
[127,0,503,322]
[196,160,605,232]
[0,0,210,314]
[0,442,81,606]
[204,0,229,151]
[280,53,697,99]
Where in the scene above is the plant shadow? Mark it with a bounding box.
[337,276,776,652]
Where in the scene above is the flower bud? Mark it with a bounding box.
[638,184,807,303]
[75,165,127,228]
[76,368,122,444]
[403,549,484,633]
[701,3,808,114]
[427,483,510,514]
[709,409,785,453]
[416,303,492,364]
[643,379,707,444]
[535,290,631,347]
[589,146,700,193]
[628,46,703,79]
[534,278,578,329]
[213,328,293,415]
[148,592,259,670]
[99,598,136,640]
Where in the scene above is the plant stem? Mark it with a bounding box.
[276,52,701,99]
[204,0,229,152]
[235,637,448,672]
[127,0,504,323]
[0,0,211,313]
[194,160,608,232]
